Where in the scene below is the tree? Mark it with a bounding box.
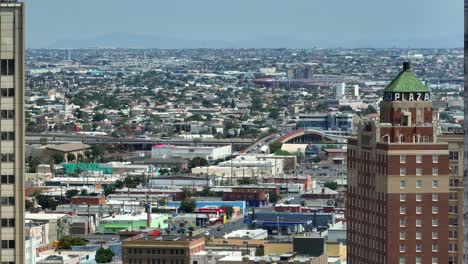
[80,189,88,196]
[274,150,290,156]
[200,186,214,197]
[189,157,208,169]
[58,235,87,249]
[25,200,34,211]
[361,105,377,116]
[91,145,106,159]
[268,108,280,119]
[312,156,321,163]
[179,199,197,213]
[77,153,84,162]
[269,142,283,153]
[65,189,80,200]
[51,154,64,164]
[34,194,60,210]
[29,158,41,173]
[67,153,76,163]
[316,102,329,112]
[103,187,115,196]
[221,205,234,219]
[84,150,93,161]
[39,137,48,146]
[268,192,279,203]
[338,105,354,112]
[114,180,124,189]
[324,181,338,191]
[181,187,193,200]
[238,177,258,185]
[93,113,107,122]
[95,247,115,263]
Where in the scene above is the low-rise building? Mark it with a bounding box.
[121,235,206,264]
[152,144,231,161]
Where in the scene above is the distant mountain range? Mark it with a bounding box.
[41,32,462,49]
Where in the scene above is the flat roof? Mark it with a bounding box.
[47,143,91,152]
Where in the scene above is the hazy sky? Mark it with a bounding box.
[26,0,462,48]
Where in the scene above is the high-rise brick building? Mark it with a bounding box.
[347,62,449,264]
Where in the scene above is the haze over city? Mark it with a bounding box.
[27,0,462,49]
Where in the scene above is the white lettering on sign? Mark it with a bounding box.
[384,92,430,101]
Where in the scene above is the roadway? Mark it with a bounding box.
[25,133,255,148]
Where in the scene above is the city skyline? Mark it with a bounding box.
[26,0,462,49]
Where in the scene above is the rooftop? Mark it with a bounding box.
[383,62,429,93]
[46,143,91,152]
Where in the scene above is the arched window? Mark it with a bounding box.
[381,134,390,143]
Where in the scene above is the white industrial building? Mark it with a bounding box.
[191,155,284,179]
[151,144,231,161]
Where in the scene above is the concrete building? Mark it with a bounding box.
[439,133,464,263]
[192,156,284,179]
[0,2,25,263]
[121,234,206,264]
[347,62,450,263]
[151,144,231,162]
[296,113,354,132]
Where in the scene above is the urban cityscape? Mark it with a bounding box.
[0,0,465,264]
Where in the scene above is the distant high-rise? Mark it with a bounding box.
[347,62,449,263]
[0,1,25,263]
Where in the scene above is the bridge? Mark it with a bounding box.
[276,129,349,144]
[25,133,255,151]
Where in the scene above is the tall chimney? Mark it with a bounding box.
[403,61,411,71]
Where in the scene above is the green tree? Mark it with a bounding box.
[51,154,64,164]
[114,180,124,189]
[67,153,76,162]
[58,235,87,249]
[189,157,208,169]
[274,150,290,156]
[34,194,60,210]
[25,200,34,211]
[200,186,214,197]
[65,189,80,199]
[103,187,115,196]
[93,113,107,122]
[316,102,329,112]
[221,205,234,219]
[179,199,197,213]
[338,105,354,112]
[238,177,258,185]
[312,156,321,163]
[324,181,338,191]
[269,142,283,153]
[268,192,279,203]
[80,189,88,196]
[29,158,41,173]
[39,137,48,146]
[95,247,115,263]
[91,145,106,159]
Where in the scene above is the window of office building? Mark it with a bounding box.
[449,151,459,161]
[0,110,14,119]
[0,132,14,141]
[0,240,14,249]
[416,193,422,201]
[0,175,14,184]
[432,167,439,176]
[416,155,422,163]
[0,59,14,76]
[0,88,14,97]
[400,155,406,163]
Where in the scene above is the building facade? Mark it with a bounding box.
[0,1,25,264]
[348,62,449,263]
[296,113,354,132]
[439,133,464,263]
[121,235,205,264]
